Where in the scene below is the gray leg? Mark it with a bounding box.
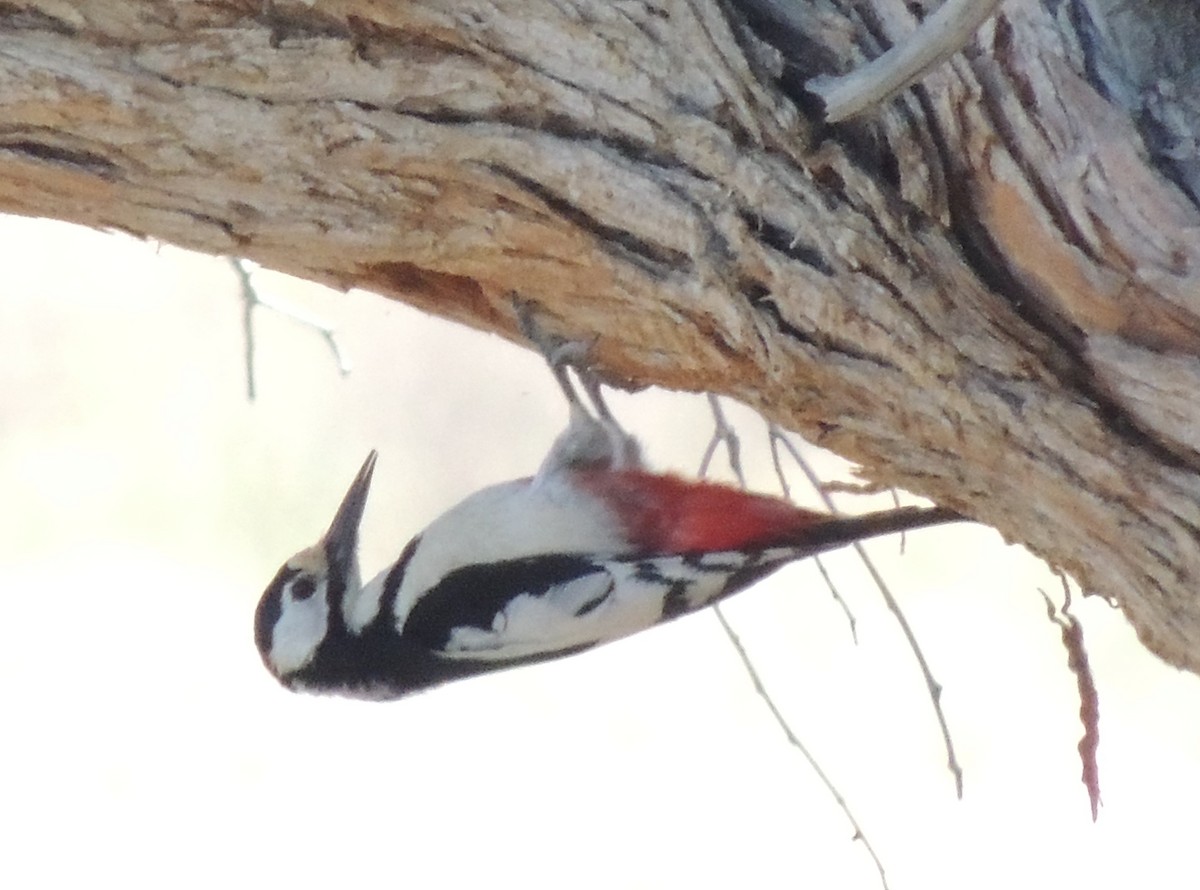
[514,296,643,473]
[513,296,589,410]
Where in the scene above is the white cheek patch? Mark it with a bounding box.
[270,582,331,675]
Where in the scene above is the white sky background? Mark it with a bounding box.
[2,215,1199,889]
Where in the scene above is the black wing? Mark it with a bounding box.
[402,548,795,664]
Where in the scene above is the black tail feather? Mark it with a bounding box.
[788,505,963,555]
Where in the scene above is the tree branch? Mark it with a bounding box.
[3,0,1200,672]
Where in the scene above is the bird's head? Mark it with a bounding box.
[254,451,377,688]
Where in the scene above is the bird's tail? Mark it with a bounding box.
[785,505,962,554]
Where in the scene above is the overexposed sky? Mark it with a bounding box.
[2,215,1198,889]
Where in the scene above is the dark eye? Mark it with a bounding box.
[291,576,317,601]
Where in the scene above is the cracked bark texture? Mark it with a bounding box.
[3,0,1200,671]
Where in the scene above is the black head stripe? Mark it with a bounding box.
[379,534,422,620]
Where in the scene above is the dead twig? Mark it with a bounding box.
[714,607,890,890]
[700,395,888,890]
[230,257,351,401]
[768,424,964,799]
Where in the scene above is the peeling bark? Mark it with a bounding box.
[3,0,1200,671]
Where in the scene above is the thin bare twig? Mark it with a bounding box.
[230,257,351,401]
[714,607,890,890]
[821,479,893,497]
[768,424,964,799]
[700,395,888,890]
[760,425,860,642]
[698,393,745,481]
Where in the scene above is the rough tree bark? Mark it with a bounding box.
[3,1,1200,672]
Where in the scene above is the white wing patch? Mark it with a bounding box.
[441,566,653,661]
[438,552,769,663]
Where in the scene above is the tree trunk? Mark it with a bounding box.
[3,0,1200,671]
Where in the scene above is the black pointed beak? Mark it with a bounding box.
[323,450,377,569]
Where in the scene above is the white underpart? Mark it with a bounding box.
[337,560,364,634]
[270,580,331,674]
[344,572,384,635]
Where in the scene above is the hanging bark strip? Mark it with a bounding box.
[1040,580,1102,821]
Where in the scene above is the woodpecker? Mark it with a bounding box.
[254,343,960,700]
